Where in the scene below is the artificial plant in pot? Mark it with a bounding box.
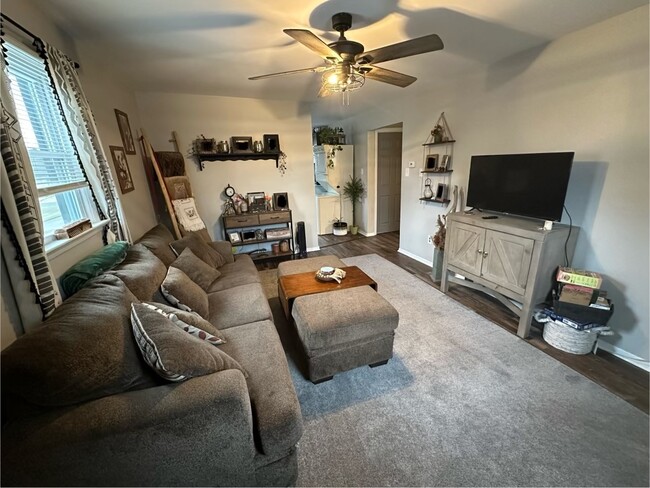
[342,175,366,235]
[432,214,446,281]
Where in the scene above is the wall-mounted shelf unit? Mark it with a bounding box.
[419,197,451,204]
[422,140,456,147]
[420,169,453,175]
[196,153,280,171]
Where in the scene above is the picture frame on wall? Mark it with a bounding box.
[109,145,134,194]
[230,136,253,153]
[114,109,136,155]
[263,134,280,154]
[424,154,439,171]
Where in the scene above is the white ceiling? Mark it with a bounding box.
[39,0,647,117]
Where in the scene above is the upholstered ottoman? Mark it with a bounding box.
[291,286,399,383]
[277,255,346,277]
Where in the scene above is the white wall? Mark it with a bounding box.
[336,6,649,365]
[135,92,319,250]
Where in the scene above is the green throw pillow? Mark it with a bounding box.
[60,241,129,297]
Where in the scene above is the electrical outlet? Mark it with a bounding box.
[427,235,433,244]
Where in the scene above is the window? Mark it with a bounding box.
[4,40,99,242]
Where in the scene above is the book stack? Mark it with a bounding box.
[539,267,614,331]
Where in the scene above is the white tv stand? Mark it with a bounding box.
[440,211,578,338]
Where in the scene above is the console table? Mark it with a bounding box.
[441,211,578,338]
[222,210,293,262]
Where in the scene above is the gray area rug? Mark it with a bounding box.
[260,254,649,486]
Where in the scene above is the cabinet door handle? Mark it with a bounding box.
[477,249,483,254]
[482,251,488,257]
[270,216,280,220]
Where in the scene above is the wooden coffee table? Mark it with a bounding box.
[278,266,377,319]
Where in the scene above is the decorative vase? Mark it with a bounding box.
[423,177,433,199]
[431,247,444,282]
[350,225,358,235]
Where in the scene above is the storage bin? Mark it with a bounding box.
[553,299,613,325]
[543,320,598,355]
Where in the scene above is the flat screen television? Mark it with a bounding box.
[466,152,574,222]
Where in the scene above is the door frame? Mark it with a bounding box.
[373,125,403,235]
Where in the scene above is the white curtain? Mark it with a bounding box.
[1,54,61,332]
[37,40,132,243]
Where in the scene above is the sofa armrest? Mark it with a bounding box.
[2,370,256,487]
[209,240,235,264]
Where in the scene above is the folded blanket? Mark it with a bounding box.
[172,198,206,232]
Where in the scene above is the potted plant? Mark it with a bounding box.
[432,124,444,144]
[332,218,348,236]
[314,126,340,145]
[342,175,366,235]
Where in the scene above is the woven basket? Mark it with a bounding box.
[542,321,598,355]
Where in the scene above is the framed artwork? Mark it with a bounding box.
[435,183,447,200]
[114,109,136,155]
[228,231,242,244]
[230,136,253,153]
[263,134,280,154]
[438,154,450,171]
[109,145,134,194]
[424,154,439,171]
[273,192,289,210]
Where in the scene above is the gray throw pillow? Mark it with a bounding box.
[130,304,245,382]
[169,233,226,268]
[141,302,225,345]
[146,301,224,340]
[160,267,209,319]
[171,247,221,291]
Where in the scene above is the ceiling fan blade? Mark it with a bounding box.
[284,29,342,61]
[362,65,417,88]
[358,34,443,65]
[317,84,334,98]
[249,66,326,80]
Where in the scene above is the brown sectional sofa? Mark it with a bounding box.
[1,225,303,486]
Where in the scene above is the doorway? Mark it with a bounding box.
[376,128,402,234]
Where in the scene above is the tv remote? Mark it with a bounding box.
[482,216,498,219]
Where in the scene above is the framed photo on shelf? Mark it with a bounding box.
[273,192,289,210]
[230,136,253,153]
[436,183,447,200]
[424,154,439,171]
[438,154,450,171]
[263,134,280,153]
[109,145,134,194]
[228,231,242,244]
[114,109,136,155]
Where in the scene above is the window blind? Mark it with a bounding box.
[4,42,85,192]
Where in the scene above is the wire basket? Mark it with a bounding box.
[542,320,598,355]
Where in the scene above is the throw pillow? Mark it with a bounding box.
[60,241,129,297]
[107,244,167,301]
[130,303,245,382]
[160,267,209,319]
[146,301,223,338]
[141,302,225,345]
[170,247,221,291]
[169,232,226,268]
[135,224,177,266]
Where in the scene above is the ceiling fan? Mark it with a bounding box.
[249,12,444,100]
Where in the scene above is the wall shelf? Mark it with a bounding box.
[419,198,451,204]
[196,152,280,170]
[422,140,456,147]
[420,169,453,174]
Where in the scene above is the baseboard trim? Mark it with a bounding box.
[398,248,432,267]
[359,230,376,237]
[306,246,320,252]
[596,341,650,372]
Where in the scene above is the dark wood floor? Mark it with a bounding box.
[259,231,649,413]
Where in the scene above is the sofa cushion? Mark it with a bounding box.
[59,241,129,297]
[171,247,221,291]
[1,275,159,407]
[207,254,260,293]
[161,267,209,319]
[208,283,273,330]
[107,244,167,301]
[141,302,225,345]
[170,232,226,268]
[131,304,245,382]
[145,301,225,340]
[136,224,177,266]
[221,320,302,458]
